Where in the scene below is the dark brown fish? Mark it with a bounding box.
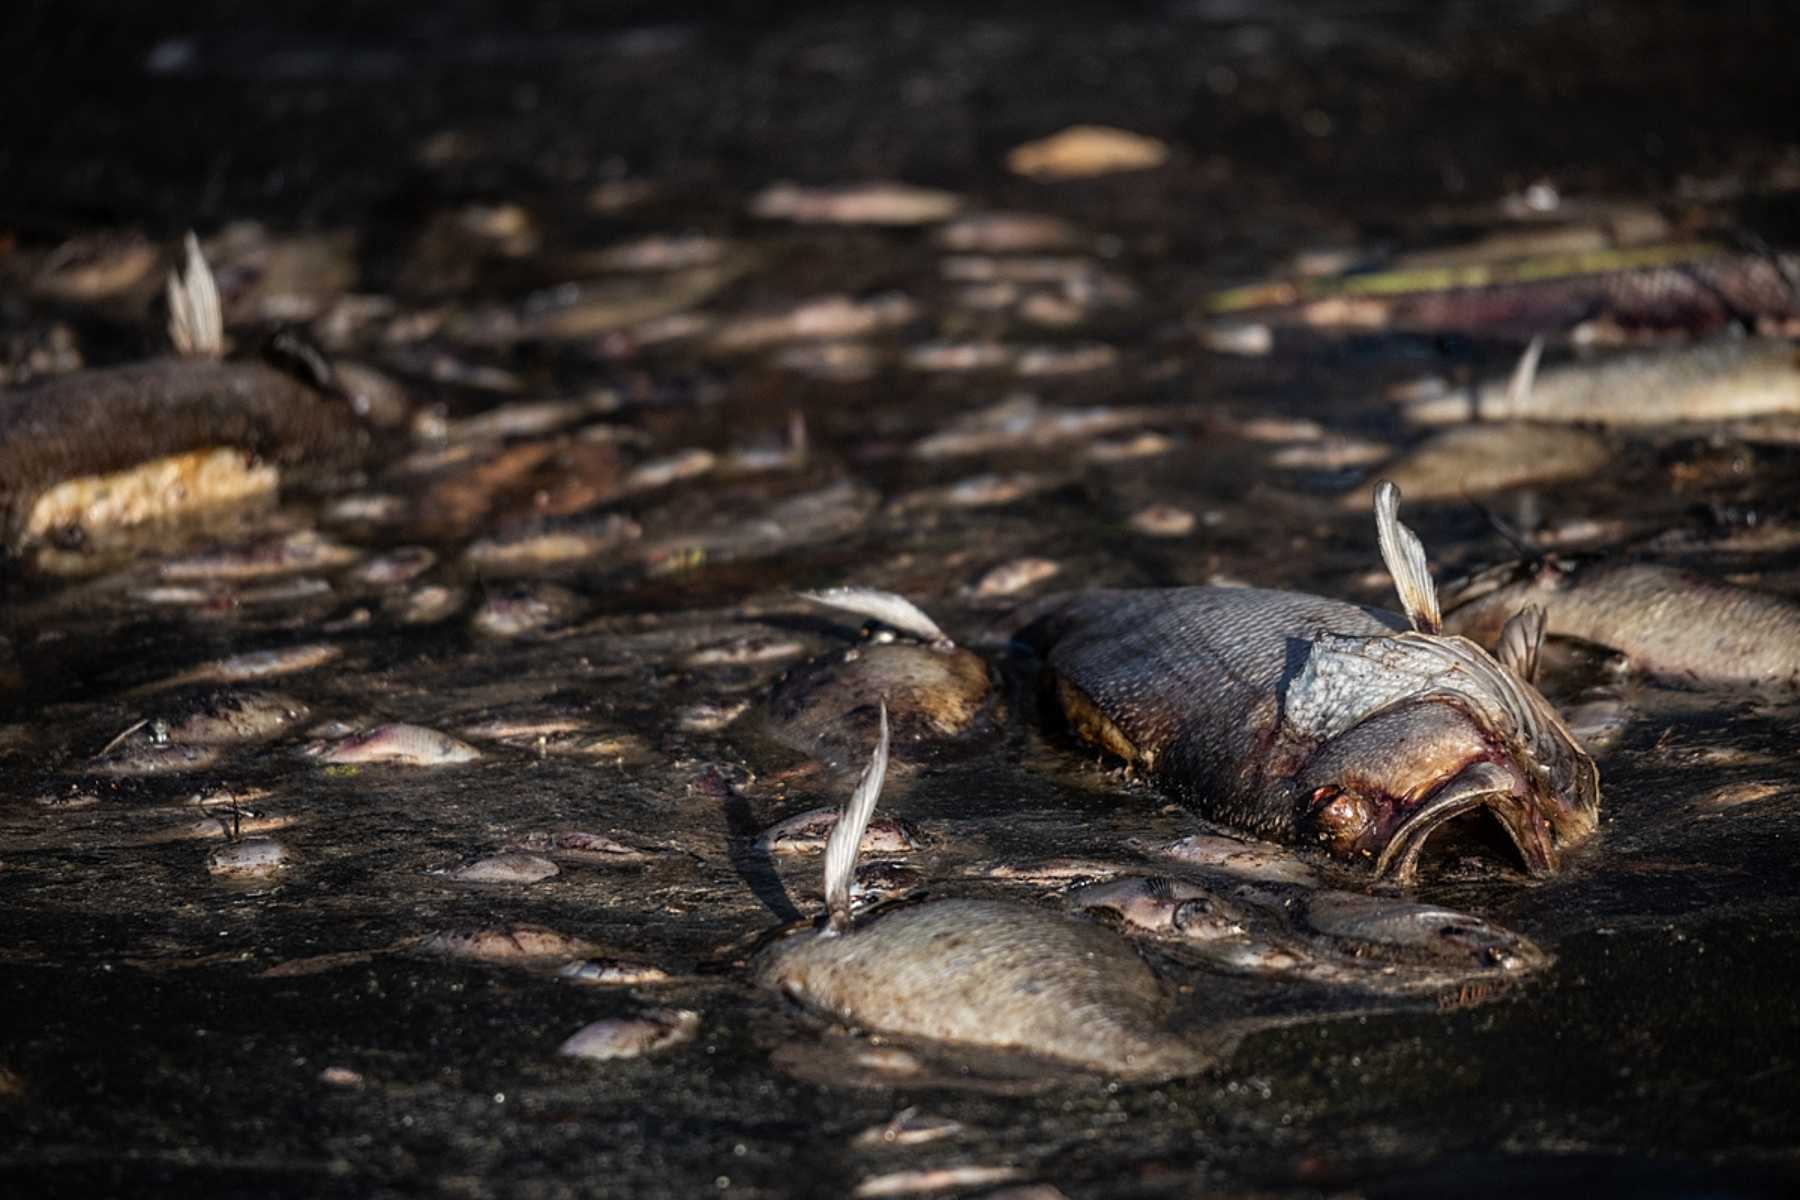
[1442,557,1800,686]
[1021,484,1599,882]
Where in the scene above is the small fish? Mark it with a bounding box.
[1441,557,1800,686]
[557,1009,699,1061]
[308,724,481,766]
[1352,423,1612,506]
[207,838,292,879]
[1406,336,1800,427]
[754,706,1214,1080]
[446,852,560,883]
[1021,482,1599,882]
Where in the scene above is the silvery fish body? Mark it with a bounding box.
[1022,485,1600,882]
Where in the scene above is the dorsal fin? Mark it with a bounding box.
[822,701,889,936]
[798,587,951,647]
[166,231,224,360]
[1499,335,1546,418]
[1496,604,1546,683]
[1374,480,1442,634]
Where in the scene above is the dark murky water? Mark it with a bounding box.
[4,3,1800,1196]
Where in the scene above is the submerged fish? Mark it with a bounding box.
[1406,336,1800,427]
[755,707,1213,1080]
[1442,557,1800,686]
[1021,483,1599,882]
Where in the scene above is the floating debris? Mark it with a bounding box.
[1442,558,1800,685]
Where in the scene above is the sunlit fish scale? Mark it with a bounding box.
[1407,337,1800,426]
[1020,483,1599,883]
[1441,558,1800,685]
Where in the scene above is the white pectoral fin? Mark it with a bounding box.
[1373,480,1441,634]
[166,231,224,360]
[1495,604,1546,683]
[798,587,951,646]
[823,701,889,936]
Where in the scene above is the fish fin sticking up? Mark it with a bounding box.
[798,587,952,648]
[822,701,889,936]
[1373,480,1442,635]
[1500,335,1545,419]
[166,231,224,360]
[1495,604,1546,684]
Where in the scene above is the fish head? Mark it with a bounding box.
[1287,632,1600,884]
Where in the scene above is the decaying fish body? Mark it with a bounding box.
[1024,484,1599,882]
[755,707,1213,1080]
[0,235,399,550]
[1442,558,1800,686]
[1406,337,1800,427]
[1203,242,1800,338]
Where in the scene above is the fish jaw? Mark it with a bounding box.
[1292,694,1596,884]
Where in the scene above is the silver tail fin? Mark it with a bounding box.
[822,701,889,936]
[1373,480,1441,634]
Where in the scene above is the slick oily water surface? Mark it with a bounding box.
[5,4,1800,1198]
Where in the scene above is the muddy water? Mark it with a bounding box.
[5,3,1800,1197]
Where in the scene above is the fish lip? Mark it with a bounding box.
[1372,760,1557,884]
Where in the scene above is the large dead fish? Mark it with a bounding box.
[0,234,402,550]
[754,705,1215,1080]
[1020,483,1600,883]
[1405,336,1800,427]
[1442,557,1800,686]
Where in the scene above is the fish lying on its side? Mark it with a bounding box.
[1020,483,1600,883]
[0,235,404,551]
[1441,557,1800,686]
[755,705,1216,1081]
[1404,336,1800,427]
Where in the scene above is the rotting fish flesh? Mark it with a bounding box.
[754,706,1217,1081]
[1405,336,1800,426]
[1441,556,1800,686]
[1019,483,1600,882]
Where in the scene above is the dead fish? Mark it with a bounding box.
[1203,242,1800,338]
[163,690,311,744]
[755,707,1213,1080]
[348,546,437,587]
[768,590,991,769]
[419,925,597,963]
[446,852,560,883]
[158,530,360,580]
[559,959,675,987]
[755,806,918,856]
[207,838,292,879]
[0,236,396,549]
[1021,482,1599,882]
[307,724,480,766]
[1141,833,1322,886]
[557,1009,699,1061]
[1352,423,1612,506]
[89,742,221,777]
[1408,336,1800,427]
[462,513,641,571]
[137,642,343,694]
[1442,557,1800,686]
[469,583,584,637]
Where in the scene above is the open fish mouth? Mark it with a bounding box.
[1373,761,1558,884]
